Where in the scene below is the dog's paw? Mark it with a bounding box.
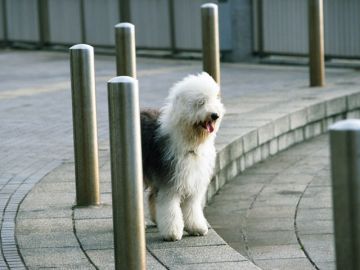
[162,227,183,241]
[185,223,208,236]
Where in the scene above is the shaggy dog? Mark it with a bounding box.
[141,72,224,241]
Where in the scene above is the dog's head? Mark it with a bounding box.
[160,72,225,143]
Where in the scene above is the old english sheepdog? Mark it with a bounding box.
[141,72,225,241]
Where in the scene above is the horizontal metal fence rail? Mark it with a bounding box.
[257,0,360,58]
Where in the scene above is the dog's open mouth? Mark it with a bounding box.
[201,121,215,133]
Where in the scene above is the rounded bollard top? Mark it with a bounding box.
[201,3,218,9]
[330,119,360,131]
[69,44,93,51]
[115,22,135,30]
[108,76,137,84]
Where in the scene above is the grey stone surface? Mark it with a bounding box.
[151,245,247,266]
[2,50,359,269]
[205,134,336,270]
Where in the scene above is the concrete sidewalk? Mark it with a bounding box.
[206,134,333,270]
[1,49,360,269]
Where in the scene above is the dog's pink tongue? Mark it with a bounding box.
[206,122,214,133]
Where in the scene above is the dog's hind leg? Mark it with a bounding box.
[148,187,157,224]
[156,190,184,241]
[182,193,209,236]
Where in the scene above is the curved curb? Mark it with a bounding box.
[207,90,360,203]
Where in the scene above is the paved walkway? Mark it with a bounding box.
[1,49,359,268]
[205,134,334,270]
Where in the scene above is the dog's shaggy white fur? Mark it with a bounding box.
[141,72,224,241]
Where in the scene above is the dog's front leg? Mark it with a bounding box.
[182,193,209,236]
[156,190,184,241]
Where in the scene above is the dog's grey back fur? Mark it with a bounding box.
[140,109,174,189]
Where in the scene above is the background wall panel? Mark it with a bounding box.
[47,0,82,44]
[83,0,119,46]
[131,0,171,49]
[5,0,39,42]
[259,0,360,58]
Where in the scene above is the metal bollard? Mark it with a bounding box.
[115,23,137,78]
[201,3,220,84]
[330,119,360,270]
[308,0,325,87]
[107,76,146,270]
[70,44,100,206]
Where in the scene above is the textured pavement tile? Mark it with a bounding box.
[255,258,315,270]
[75,218,114,250]
[206,209,247,228]
[83,249,114,269]
[300,234,335,263]
[302,186,332,198]
[232,172,276,184]
[77,231,114,250]
[260,183,307,195]
[247,206,296,219]
[74,204,113,220]
[209,228,245,244]
[254,196,300,207]
[152,245,247,266]
[246,230,298,246]
[249,244,306,260]
[19,192,75,210]
[16,217,73,234]
[310,176,331,187]
[17,207,72,219]
[216,182,264,196]
[21,247,91,268]
[146,229,226,249]
[299,196,332,209]
[17,232,79,248]
[171,261,261,270]
[245,217,294,232]
[271,174,314,184]
[297,220,334,235]
[296,208,333,221]
[316,261,336,270]
[84,249,164,269]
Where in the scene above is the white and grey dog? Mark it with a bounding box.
[141,72,225,241]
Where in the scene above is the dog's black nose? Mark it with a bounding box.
[211,113,219,120]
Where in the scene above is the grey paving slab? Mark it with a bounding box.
[255,258,315,270]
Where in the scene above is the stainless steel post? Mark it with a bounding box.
[115,23,136,78]
[201,3,220,84]
[308,0,325,87]
[330,119,360,270]
[70,44,100,206]
[107,76,146,270]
